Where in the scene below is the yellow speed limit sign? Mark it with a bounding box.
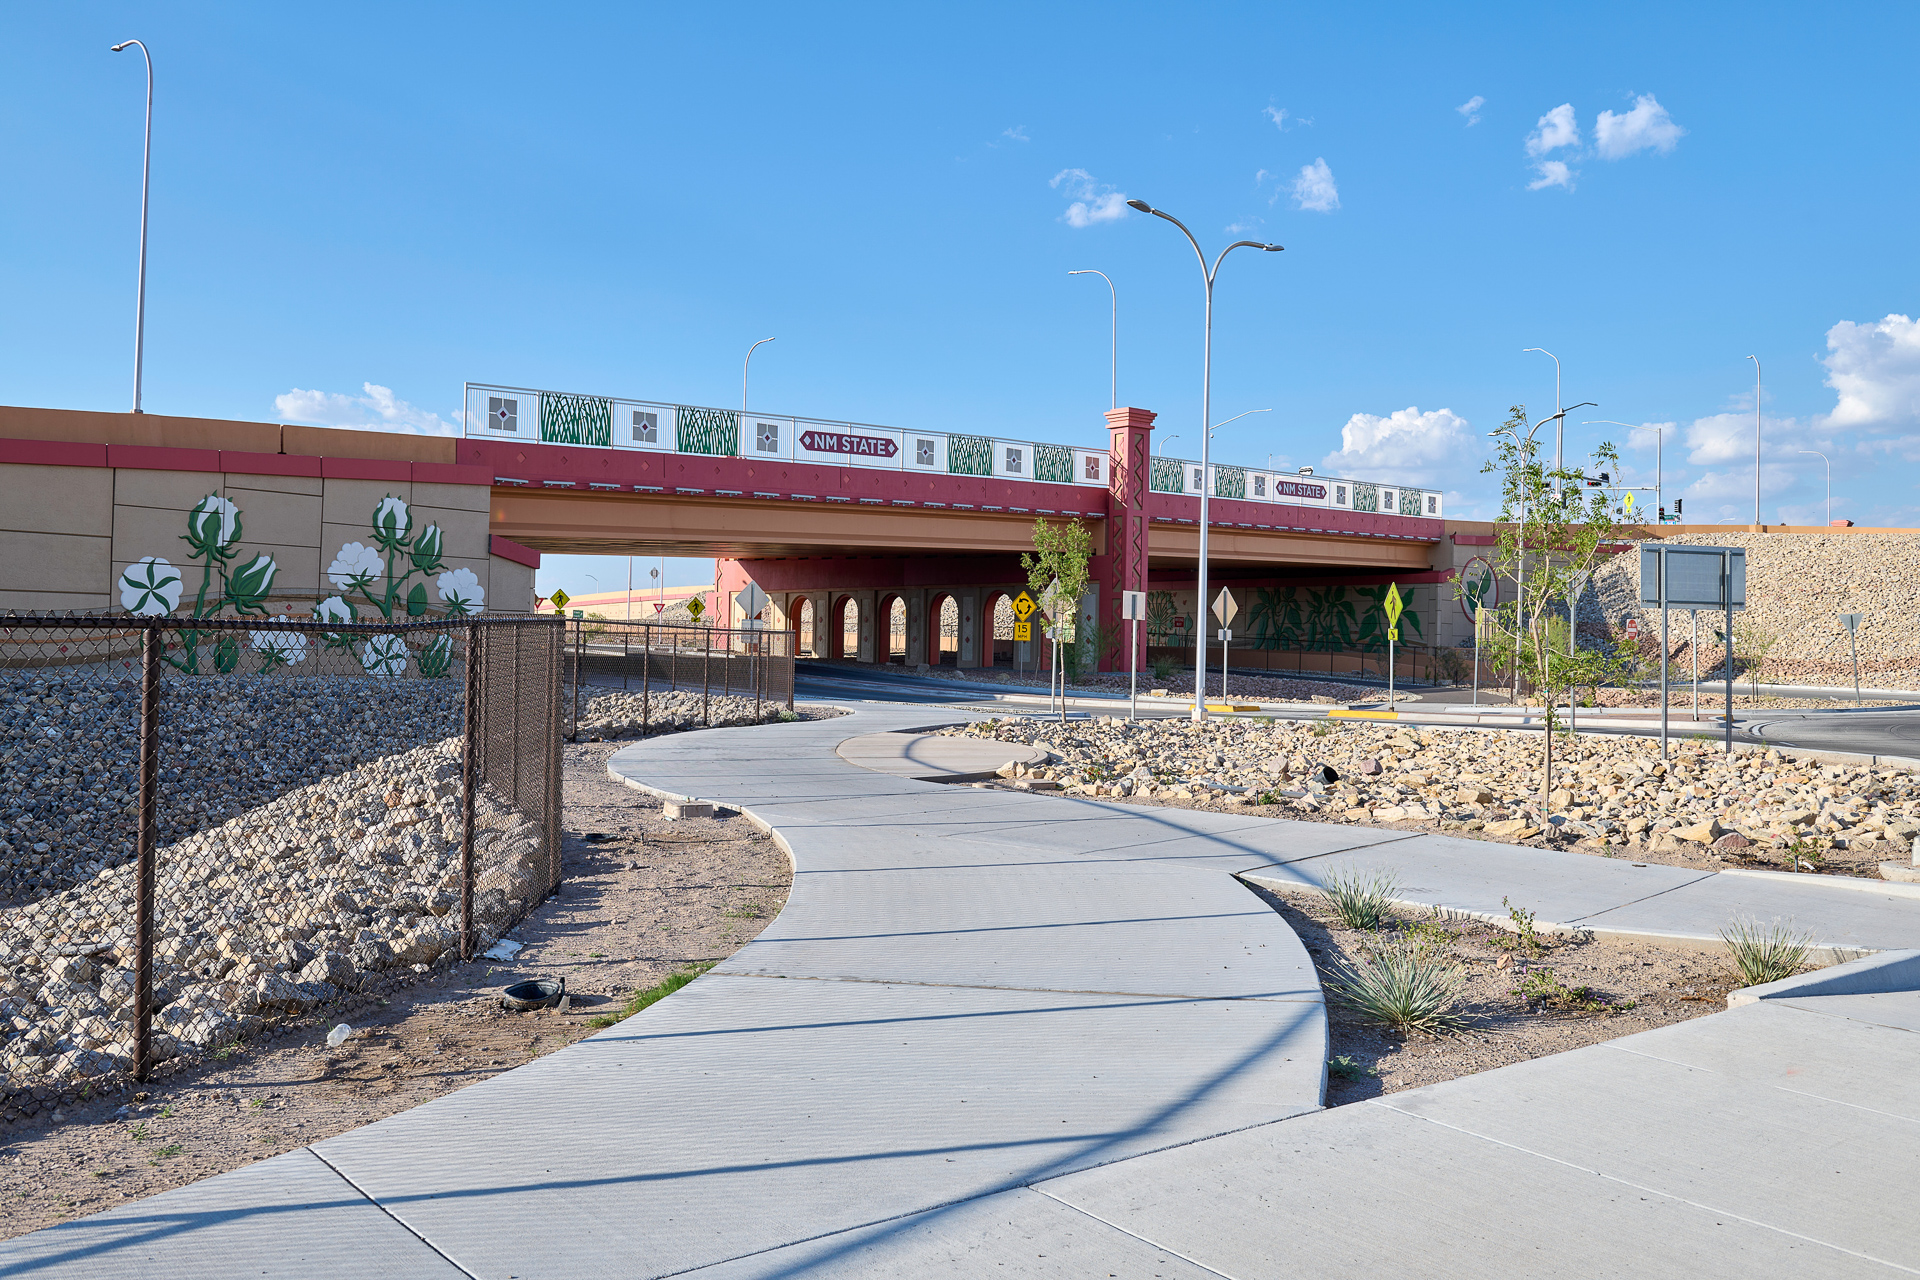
[1013,620,1031,642]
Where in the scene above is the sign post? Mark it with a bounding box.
[1841,613,1863,702]
[1473,605,1489,705]
[1121,590,1147,721]
[1641,545,1746,758]
[1011,591,1036,680]
[1383,583,1405,705]
[1210,588,1239,706]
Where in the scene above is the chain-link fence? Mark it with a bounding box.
[562,620,795,740]
[0,613,561,1109]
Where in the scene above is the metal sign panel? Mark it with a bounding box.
[1013,620,1031,642]
[1840,613,1863,633]
[1121,590,1147,621]
[1011,592,1036,621]
[1383,582,1404,625]
[737,584,768,619]
[1639,545,1747,610]
[1211,588,1239,626]
[548,589,571,610]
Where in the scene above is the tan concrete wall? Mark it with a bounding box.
[0,460,531,615]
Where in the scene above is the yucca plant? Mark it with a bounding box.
[1326,941,1469,1035]
[1721,916,1813,988]
[1322,866,1401,931]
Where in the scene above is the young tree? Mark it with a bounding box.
[1022,518,1093,720]
[1472,405,1630,812]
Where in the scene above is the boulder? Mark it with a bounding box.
[1484,818,1541,840]
[1673,819,1726,844]
[299,951,356,990]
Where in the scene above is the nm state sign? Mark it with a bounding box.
[799,429,899,459]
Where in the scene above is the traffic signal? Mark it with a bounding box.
[1674,498,1684,516]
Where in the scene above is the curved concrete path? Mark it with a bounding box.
[4,703,1346,1277]
[15,705,1920,1277]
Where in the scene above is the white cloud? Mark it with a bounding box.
[1002,125,1030,143]
[1525,103,1579,157]
[1224,217,1263,234]
[1821,314,1920,430]
[1264,106,1292,131]
[1527,160,1574,191]
[274,383,457,436]
[1321,407,1470,484]
[1593,94,1684,160]
[1050,168,1130,227]
[1290,158,1340,212]
[1456,95,1485,126]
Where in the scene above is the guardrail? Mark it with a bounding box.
[463,382,1443,518]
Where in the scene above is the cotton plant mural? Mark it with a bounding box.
[118,493,281,673]
[316,495,483,677]
[117,492,480,678]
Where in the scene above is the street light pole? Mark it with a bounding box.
[743,337,776,415]
[1797,449,1831,526]
[1747,355,1762,526]
[111,39,154,415]
[1523,347,1562,492]
[1067,270,1117,409]
[1127,198,1281,721]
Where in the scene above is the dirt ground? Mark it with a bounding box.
[0,740,790,1241]
[1248,884,1741,1105]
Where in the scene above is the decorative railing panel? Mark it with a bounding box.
[461,382,1442,517]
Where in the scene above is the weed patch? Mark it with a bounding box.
[586,963,716,1030]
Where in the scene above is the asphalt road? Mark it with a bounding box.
[1741,706,1920,761]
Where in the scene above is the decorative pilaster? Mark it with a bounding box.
[1104,406,1155,673]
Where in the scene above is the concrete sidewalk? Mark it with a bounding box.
[11,703,1920,1277]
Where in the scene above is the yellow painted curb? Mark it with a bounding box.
[1327,708,1400,720]
[1201,703,1260,712]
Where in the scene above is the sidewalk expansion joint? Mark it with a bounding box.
[308,1148,480,1280]
[704,969,1325,1003]
[1370,1099,1920,1274]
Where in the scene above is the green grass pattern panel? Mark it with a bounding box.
[947,434,992,476]
[539,393,613,446]
[1400,488,1425,516]
[1353,482,1378,513]
[676,405,739,455]
[1149,457,1184,493]
[1213,465,1247,499]
[1034,444,1074,484]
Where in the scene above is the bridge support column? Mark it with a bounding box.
[956,589,980,668]
[1103,406,1155,673]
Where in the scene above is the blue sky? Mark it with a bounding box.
[6,3,1918,595]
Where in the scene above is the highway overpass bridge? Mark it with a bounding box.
[1,391,1480,673]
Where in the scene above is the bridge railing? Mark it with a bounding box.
[463,382,1443,518]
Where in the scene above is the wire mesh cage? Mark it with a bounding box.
[0,613,562,1110]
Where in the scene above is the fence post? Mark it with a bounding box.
[132,622,161,1082]
[641,624,651,735]
[787,629,795,711]
[755,630,763,721]
[703,628,712,726]
[548,618,564,898]
[460,621,480,962]
[570,619,583,741]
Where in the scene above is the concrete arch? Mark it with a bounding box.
[929,591,960,666]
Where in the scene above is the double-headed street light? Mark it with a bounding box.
[111,39,154,414]
[1127,198,1282,721]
